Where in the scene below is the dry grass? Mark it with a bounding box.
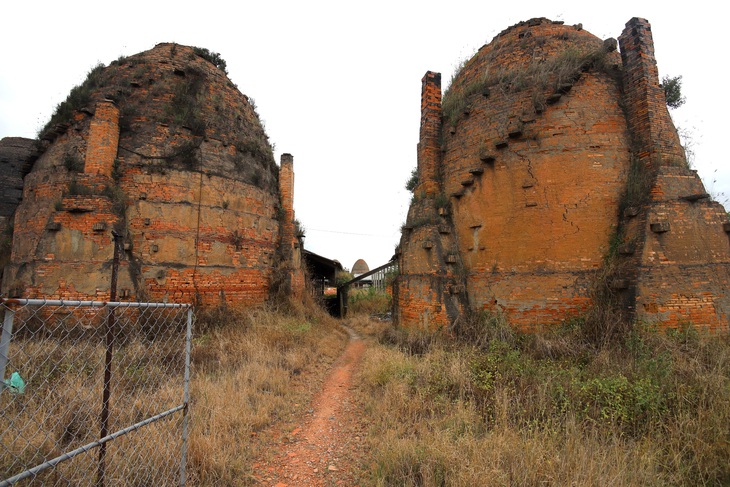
[1,329,186,484]
[442,46,612,125]
[356,318,730,486]
[187,303,346,485]
[1,302,346,485]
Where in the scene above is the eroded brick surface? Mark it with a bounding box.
[397,18,730,331]
[2,44,299,306]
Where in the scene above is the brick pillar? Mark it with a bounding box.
[279,153,295,258]
[84,100,120,177]
[619,18,685,169]
[417,71,442,196]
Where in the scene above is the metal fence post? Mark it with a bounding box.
[96,232,122,487]
[179,307,193,486]
[0,307,15,391]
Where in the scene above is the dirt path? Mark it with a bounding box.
[252,325,368,486]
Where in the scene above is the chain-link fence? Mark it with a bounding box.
[0,298,192,486]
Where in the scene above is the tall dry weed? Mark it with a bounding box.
[187,304,346,485]
[359,317,730,486]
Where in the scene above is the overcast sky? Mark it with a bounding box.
[1,1,727,271]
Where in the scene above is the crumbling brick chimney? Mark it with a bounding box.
[276,153,305,298]
[619,18,686,169]
[618,18,730,329]
[417,71,442,196]
[278,153,295,259]
[395,70,468,328]
[84,100,120,177]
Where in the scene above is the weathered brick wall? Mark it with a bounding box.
[618,18,685,169]
[634,167,730,330]
[2,43,293,307]
[397,17,730,331]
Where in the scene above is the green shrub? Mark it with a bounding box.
[102,184,127,216]
[67,179,94,196]
[405,168,418,192]
[192,47,228,74]
[661,75,685,109]
[168,71,206,136]
[348,286,391,316]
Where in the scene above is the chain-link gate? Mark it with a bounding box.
[0,298,192,486]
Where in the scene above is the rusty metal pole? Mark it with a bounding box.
[96,231,121,487]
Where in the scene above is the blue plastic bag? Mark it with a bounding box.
[3,371,25,394]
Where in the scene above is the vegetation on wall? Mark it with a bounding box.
[660,75,685,109]
[38,63,106,139]
[63,153,84,172]
[168,69,207,136]
[442,46,612,125]
[192,47,228,75]
[405,168,419,192]
[0,219,13,278]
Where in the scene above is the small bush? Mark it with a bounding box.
[192,47,228,74]
[405,168,418,192]
[661,75,685,109]
[119,104,139,133]
[168,140,200,170]
[67,179,94,196]
[63,153,83,172]
[102,184,127,216]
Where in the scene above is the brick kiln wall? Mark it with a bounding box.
[397,18,730,331]
[617,18,730,331]
[2,44,296,307]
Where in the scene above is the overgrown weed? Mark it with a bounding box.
[348,286,391,316]
[360,314,730,485]
[188,303,346,485]
[442,46,612,125]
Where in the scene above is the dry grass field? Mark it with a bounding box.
[187,301,347,485]
[351,311,730,486]
[4,288,728,486]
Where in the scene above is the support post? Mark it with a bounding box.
[96,231,122,487]
[0,307,15,391]
[179,307,193,486]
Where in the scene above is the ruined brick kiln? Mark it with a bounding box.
[1,43,303,305]
[396,18,730,331]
